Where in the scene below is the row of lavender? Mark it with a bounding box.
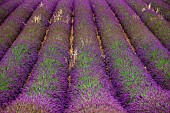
[0,0,9,5]
[0,0,169,112]
[2,0,72,112]
[106,0,170,90]
[0,0,42,61]
[91,0,170,112]
[0,0,58,109]
[65,0,126,112]
[142,0,170,22]
[163,0,170,5]
[124,0,170,51]
[0,0,23,24]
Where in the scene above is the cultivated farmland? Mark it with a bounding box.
[0,0,170,113]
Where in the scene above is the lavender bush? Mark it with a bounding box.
[0,0,42,61]
[2,0,73,112]
[0,0,58,109]
[65,0,127,112]
[91,0,170,112]
[163,0,170,5]
[125,0,170,51]
[142,0,170,21]
[0,0,9,5]
[106,0,170,90]
[0,0,23,24]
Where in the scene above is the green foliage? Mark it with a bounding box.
[0,69,12,90]
[143,43,150,50]
[150,48,169,70]
[12,44,28,61]
[151,50,159,60]
[125,75,149,103]
[32,80,48,94]
[122,66,141,83]
[167,73,170,79]
[150,50,170,82]
[112,52,148,98]
[120,67,141,87]
[111,41,121,49]
[41,58,63,69]
[27,58,60,95]
[80,76,92,88]
[156,59,169,69]
[113,57,132,68]
[30,73,58,96]
[0,73,9,90]
[78,52,94,68]
[41,58,55,67]
[150,49,170,83]
[32,84,42,94]
[77,71,102,97]
[48,46,56,53]
[44,46,62,57]
[155,59,169,80]
[116,58,123,65]
[102,17,113,34]
[40,57,63,76]
[28,27,35,33]
[120,70,132,77]
[165,73,170,86]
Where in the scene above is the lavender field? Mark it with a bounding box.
[0,0,170,113]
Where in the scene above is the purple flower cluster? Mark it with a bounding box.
[0,0,42,61]
[2,0,73,112]
[125,0,170,51]
[65,0,127,113]
[142,0,170,22]
[163,0,170,5]
[91,0,170,112]
[0,0,58,109]
[106,0,170,90]
[0,0,9,5]
[0,0,23,24]
[3,94,54,113]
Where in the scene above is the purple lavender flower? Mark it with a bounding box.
[91,0,170,112]
[0,0,42,61]
[0,0,58,108]
[0,0,23,24]
[1,0,73,112]
[65,0,127,112]
[142,0,170,21]
[106,0,170,90]
[163,0,170,5]
[125,0,170,51]
[0,0,9,5]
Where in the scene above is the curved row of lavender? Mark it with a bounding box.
[65,0,127,113]
[90,0,170,112]
[163,0,170,5]
[0,0,23,24]
[125,0,170,51]
[142,0,170,22]
[0,0,42,61]
[0,0,9,5]
[2,0,73,112]
[0,0,4,5]
[0,0,58,109]
[106,0,170,90]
